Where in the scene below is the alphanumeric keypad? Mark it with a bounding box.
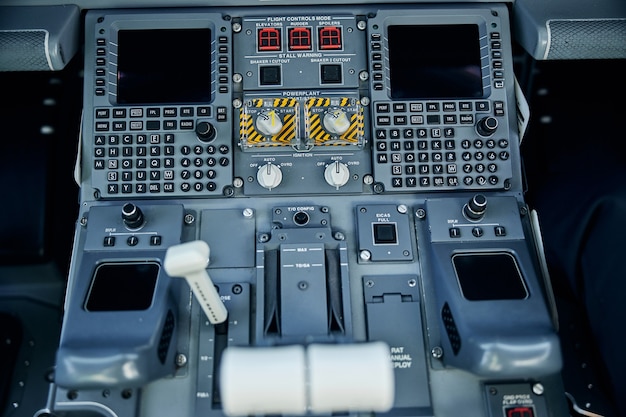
[373,100,513,191]
[92,106,232,197]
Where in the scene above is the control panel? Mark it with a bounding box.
[80,4,521,200]
[45,4,567,417]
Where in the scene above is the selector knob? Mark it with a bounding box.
[463,194,487,221]
[257,163,283,190]
[324,161,350,189]
[476,116,498,137]
[323,109,350,135]
[122,202,144,229]
[256,110,283,136]
[196,121,216,142]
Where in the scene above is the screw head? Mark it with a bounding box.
[176,353,188,368]
[431,346,443,359]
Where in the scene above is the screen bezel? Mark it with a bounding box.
[382,14,491,101]
[106,18,217,106]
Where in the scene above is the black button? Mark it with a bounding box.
[260,65,281,85]
[373,223,397,244]
[321,64,342,84]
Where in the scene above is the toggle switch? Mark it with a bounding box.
[164,240,228,324]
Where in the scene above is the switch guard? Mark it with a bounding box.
[363,275,432,414]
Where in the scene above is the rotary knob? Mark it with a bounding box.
[324,161,350,189]
[256,110,283,136]
[196,121,216,142]
[463,194,487,221]
[257,163,283,190]
[476,116,498,137]
[122,202,144,229]
[323,109,350,135]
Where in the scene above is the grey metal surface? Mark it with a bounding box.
[513,0,626,59]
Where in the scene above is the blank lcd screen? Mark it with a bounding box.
[85,263,159,311]
[117,29,212,104]
[388,25,483,99]
[452,253,528,301]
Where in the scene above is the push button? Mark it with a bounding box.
[321,64,342,84]
[373,223,398,244]
[260,65,281,85]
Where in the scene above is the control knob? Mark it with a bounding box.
[323,109,350,135]
[256,110,283,136]
[122,202,144,229]
[324,161,350,189]
[463,194,487,221]
[196,121,216,142]
[257,163,283,190]
[476,116,498,137]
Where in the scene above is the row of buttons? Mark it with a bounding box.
[103,235,163,247]
[93,106,228,133]
[449,225,507,238]
[488,32,505,89]
[375,100,505,127]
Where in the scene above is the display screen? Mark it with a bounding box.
[117,29,212,104]
[85,262,159,311]
[453,253,528,301]
[388,24,483,99]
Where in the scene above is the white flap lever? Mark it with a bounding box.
[164,240,228,324]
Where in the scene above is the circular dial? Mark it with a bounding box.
[476,116,498,137]
[196,121,216,142]
[121,202,144,229]
[323,109,350,135]
[256,110,283,136]
[324,161,350,189]
[257,163,283,190]
[463,194,488,220]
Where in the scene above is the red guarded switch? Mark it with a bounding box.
[506,407,535,417]
[318,26,342,50]
[288,27,312,50]
[258,27,282,51]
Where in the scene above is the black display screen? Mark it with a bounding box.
[85,262,160,311]
[117,29,212,104]
[388,25,483,99]
[453,253,528,301]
